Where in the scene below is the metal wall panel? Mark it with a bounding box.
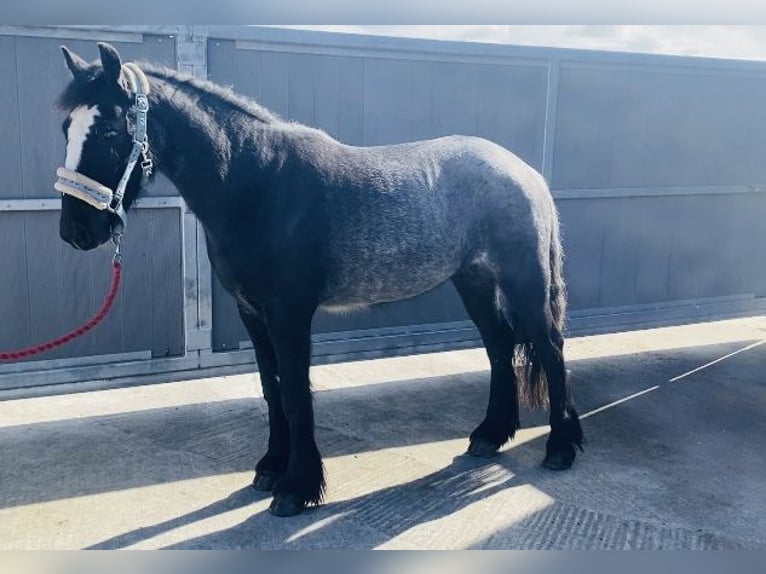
[553,64,766,190]
[209,40,549,161]
[207,39,550,351]
[559,192,766,312]
[206,35,766,352]
[0,36,22,200]
[3,26,766,391]
[0,33,177,200]
[0,209,185,362]
[0,214,32,352]
[0,30,185,372]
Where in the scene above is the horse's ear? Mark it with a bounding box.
[61,45,88,79]
[97,42,122,84]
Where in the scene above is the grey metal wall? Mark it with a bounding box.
[0,29,185,369]
[207,38,551,351]
[554,61,766,312]
[205,29,766,353]
[553,63,766,189]
[1,25,766,393]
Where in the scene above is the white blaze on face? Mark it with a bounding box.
[64,105,100,171]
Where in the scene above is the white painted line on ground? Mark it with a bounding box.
[581,385,661,420]
[669,339,765,383]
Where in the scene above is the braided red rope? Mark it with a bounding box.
[0,261,122,362]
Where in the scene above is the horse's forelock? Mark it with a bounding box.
[56,65,125,112]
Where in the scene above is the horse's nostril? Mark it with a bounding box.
[60,220,92,250]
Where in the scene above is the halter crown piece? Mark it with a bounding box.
[54,62,153,232]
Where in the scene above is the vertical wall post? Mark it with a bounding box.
[176,26,214,354]
[541,58,561,187]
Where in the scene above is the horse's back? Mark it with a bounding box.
[313,133,554,308]
[337,135,550,216]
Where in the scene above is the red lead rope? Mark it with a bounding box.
[0,260,122,362]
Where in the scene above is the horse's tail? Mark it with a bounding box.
[514,202,568,409]
[548,206,568,343]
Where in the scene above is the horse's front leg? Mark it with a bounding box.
[237,304,291,491]
[262,300,325,516]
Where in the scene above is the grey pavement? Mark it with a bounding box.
[1,316,765,549]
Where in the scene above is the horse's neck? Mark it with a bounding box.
[146,74,290,239]
[148,85,237,226]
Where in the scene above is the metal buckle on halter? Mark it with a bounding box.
[107,195,122,214]
[126,94,148,136]
[140,142,153,176]
[134,93,149,113]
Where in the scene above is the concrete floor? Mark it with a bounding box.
[1,316,765,550]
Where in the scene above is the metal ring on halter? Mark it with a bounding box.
[135,94,149,113]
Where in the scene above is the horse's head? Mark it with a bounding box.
[57,43,150,250]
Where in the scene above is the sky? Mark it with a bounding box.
[275,26,766,62]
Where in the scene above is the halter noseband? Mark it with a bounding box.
[54,62,153,232]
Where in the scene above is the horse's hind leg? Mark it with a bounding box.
[237,304,291,491]
[453,267,520,457]
[495,272,583,469]
[537,325,584,470]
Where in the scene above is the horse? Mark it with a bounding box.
[55,42,584,517]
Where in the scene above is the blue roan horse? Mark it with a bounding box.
[57,43,584,516]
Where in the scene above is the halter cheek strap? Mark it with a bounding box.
[55,62,153,232]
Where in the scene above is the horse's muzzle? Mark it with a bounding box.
[60,218,100,251]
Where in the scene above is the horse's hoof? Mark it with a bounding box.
[269,494,306,517]
[467,439,500,458]
[542,448,575,470]
[252,472,281,491]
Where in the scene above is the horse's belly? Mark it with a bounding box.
[320,254,460,308]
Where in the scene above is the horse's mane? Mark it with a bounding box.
[57,60,280,126]
[142,63,280,125]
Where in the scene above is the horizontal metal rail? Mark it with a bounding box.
[0,197,185,211]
